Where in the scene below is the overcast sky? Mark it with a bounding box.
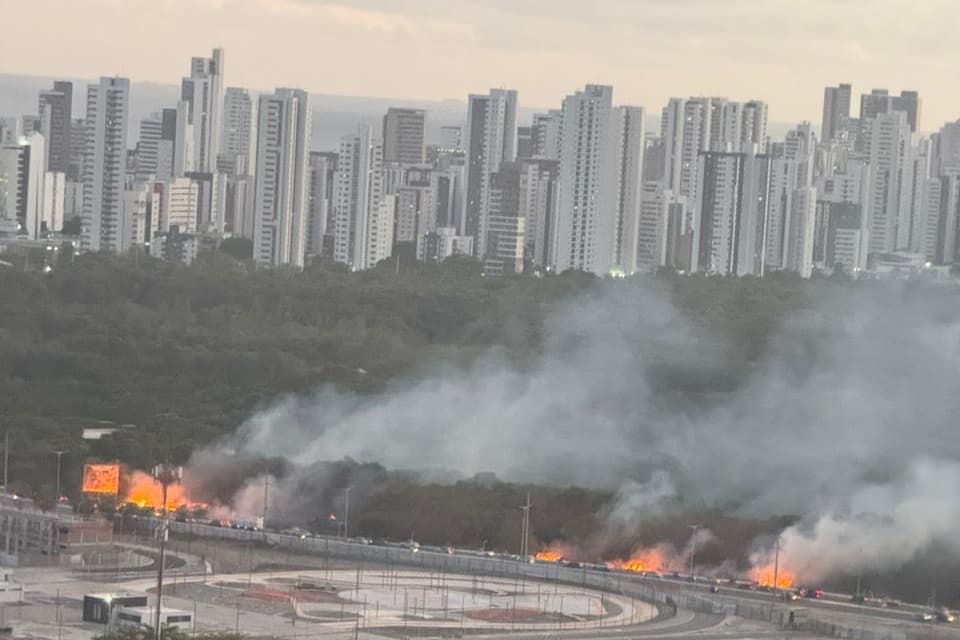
[2,0,957,129]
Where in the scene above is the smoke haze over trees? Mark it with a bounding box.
[2,252,960,602]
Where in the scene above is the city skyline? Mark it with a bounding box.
[2,0,959,129]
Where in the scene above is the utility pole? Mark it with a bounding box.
[3,430,8,489]
[343,487,351,540]
[688,524,701,577]
[262,473,269,530]
[519,493,531,557]
[53,450,67,506]
[771,537,781,617]
[153,463,182,640]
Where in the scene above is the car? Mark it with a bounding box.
[710,584,720,593]
[914,612,935,623]
[882,599,902,608]
[803,587,824,599]
[935,609,956,623]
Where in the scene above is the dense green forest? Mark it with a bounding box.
[0,249,825,501]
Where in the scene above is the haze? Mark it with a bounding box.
[3,0,958,127]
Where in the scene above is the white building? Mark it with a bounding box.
[220,87,256,176]
[333,125,390,270]
[637,181,686,273]
[252,88,312,268]
[462,88,518,256]
[551,86,645,276]
[181,48,225,175]
[81,77,130,252]
[419,226,473,262]
[42,171,66,234]
[864,110,912,255]
[691,150,774,277]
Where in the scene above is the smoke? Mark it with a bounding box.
[191,279,960,582]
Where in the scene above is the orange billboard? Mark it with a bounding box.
[82,464,120,495]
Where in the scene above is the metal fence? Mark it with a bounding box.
[125,520,960,640]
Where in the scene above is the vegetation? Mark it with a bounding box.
[0,250,828,504]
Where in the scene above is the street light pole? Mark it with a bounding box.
[152,463,182,640]
[688,524,701,577]
[771,537,781,618]
[519,493,531,557]
[343,487,351,540]
[53,450,67,506]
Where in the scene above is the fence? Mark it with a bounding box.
[125,520,960,640]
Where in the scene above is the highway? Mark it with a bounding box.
[139,518,958,638]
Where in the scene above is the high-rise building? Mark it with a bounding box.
[821,84,852,142]
[933,170,960,264]
[42,170,66,234]
[252,88,312,267]
[462,88,518,255]
[931,121,960,176]
[482,161,525,275]
[691,150,772,276]
[333,125,391,270]
[637,182,686,273]
[530,111,561,160]
[765,124,817,274]
[864,110,911,254]
[814,159,872,273]
[710,99,768,153]
[859,88,921,133]
[662,97,712,210]
[438,126,462,153]
[37,81,72,174]
[552,86,645,275]
[382,108,425,165]
[0,133,46,238]
[307,151,336,258]
[519,158,558,269]
[81,77,130,252]
[181,48,225,174]
[220,87,256,176]
[135,109,177,182]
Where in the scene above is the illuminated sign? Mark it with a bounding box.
[82,464,120,495]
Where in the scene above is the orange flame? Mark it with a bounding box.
[534,542,576,563]
[754,564,796,589]
[606,546,670,573]
[122,471,204,512]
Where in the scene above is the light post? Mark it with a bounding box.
[688,524,701,578]
[854,547,862,603]
[770,537,781,620]
[53,450,67,506]
[152,463,182,640]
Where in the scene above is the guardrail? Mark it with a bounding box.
[127,520,960,640]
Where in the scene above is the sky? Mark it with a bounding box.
[2,0,958,130]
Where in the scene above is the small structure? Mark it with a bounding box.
[116,606,193,631]
[82,593,149,624]
[0,572,22,604]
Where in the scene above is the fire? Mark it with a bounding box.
[535,542,576,563]
[754,564,796,589]
[121,471,204,512]
[606,546,670,573]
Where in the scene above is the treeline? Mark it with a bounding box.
[0,248,838,502]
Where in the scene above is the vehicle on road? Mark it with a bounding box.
[935,609,956,623]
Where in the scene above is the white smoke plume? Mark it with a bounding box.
[192,279,960,582]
